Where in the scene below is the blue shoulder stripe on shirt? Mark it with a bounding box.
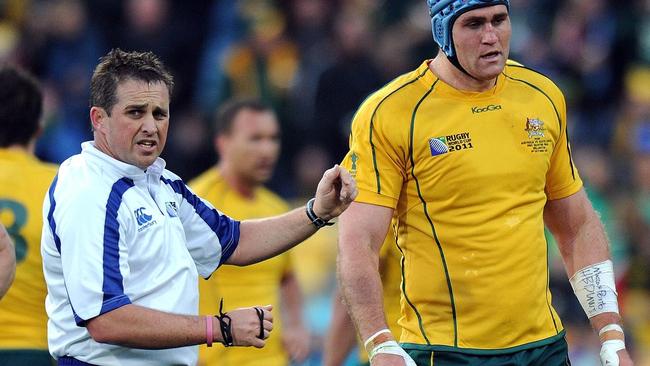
[47,174,127,326]
[46,175,82,324]
[98,177,134,319]
[161,177,240,265]
[47,174,62,253]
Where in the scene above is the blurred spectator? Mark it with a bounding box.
[285,0,335,144]
[114,0,210,109]
[34,0,104,163]
[313,7,384,163]
[619,121,650,364]
[550,0,621,147]
[206,0,299,116]
[195,0,247,117]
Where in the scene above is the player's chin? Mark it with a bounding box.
[475,63,503,80]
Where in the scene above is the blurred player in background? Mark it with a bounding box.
[0,65,57,365]
[191,98,310,365]
[337,0,632,365]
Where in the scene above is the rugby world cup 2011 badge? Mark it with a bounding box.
[429,137,449,156]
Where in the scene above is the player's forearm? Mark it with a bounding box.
[323,291,359,366]
[0,225,16,299]
[546,190,611,277]
[86,304,210,348]
[338,241,390,342]
[557,212,611,277]
[229,207,318,265]
[589,313,624,340]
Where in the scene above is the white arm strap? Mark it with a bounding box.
[598,323,624,337]
[369,341,417,366]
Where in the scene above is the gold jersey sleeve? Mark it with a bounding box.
[0,149,57,350]
[342,61,582,354]
[190,169,292,366]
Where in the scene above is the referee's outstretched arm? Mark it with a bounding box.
[227,164,357,266]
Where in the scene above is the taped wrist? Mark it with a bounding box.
[363,328,392,356]
[599,323,624,338]
[569,260,619,318]
[600,339,626,364]
[368,340,416,366]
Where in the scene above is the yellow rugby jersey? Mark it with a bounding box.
[189,169,292,366]
[0,149,57,349]
[341,60,582,353]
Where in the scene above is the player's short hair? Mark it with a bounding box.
[90,48,174,116]
[427,0,510,57]
[214,98,274,136]
[0,65,43,147]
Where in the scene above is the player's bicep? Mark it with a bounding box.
[544,188,592,248]
[338,202,394,258]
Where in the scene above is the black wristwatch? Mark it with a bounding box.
[306,198,334,229]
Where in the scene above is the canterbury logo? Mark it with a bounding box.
[134,207,153,226]
[471,104,502,114]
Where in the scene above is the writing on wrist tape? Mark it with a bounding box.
[569,260,619,318]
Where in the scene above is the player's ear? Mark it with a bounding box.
[90,106,107,131]
[215,134,228,156]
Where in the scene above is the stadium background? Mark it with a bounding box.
[0,0,648,364]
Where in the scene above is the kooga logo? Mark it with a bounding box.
[472,104,502,114]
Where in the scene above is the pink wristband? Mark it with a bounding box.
[206,316,213,347]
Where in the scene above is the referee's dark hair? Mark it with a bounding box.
[0,65,43,148]
[214,98,274,136]
[90,48,174,117]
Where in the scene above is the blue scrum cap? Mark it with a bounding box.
[427,0,510,58]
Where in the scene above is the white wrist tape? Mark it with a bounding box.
[363,328,391,350]
[600,339,625,365]
[369,340,417,366]
[598,323,624,337]
[569,260,619,318]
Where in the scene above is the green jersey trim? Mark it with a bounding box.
[401,330,566,355]
[368,67,429,194]
[407,78,459,347]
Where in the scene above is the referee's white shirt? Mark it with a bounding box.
[42,142,240,365]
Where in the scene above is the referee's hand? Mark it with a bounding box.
[227,305,274,348]
[312,165,357,221]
